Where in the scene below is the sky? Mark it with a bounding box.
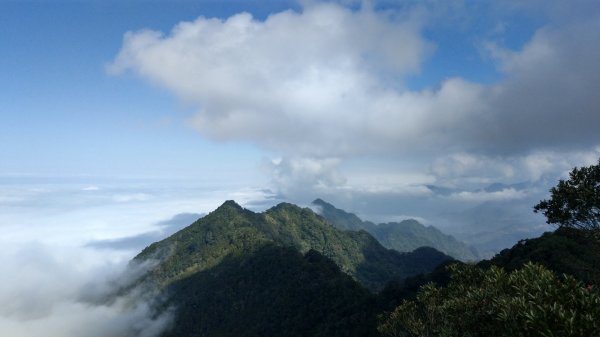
[1,0,600,336]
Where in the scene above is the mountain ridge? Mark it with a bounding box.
[126,199,454,336]
[312,198,478,261]
[123,200,600,337]
[135,199,452,292]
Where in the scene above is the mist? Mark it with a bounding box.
[0,178,270,336]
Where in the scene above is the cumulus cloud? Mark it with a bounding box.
[106,0,600,250]
[266,156,346,198]
[109,2,440,157]
[110,1,600,155]
[110,1,600,199]
[482,18,600,154]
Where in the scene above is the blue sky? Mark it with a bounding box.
[0,0,540,180]
[1,1,285,180]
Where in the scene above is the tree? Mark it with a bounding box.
[534,159,600,231]
[378,263,600,337]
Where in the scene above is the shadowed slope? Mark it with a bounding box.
[163,245,378,337]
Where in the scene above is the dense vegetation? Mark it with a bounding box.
[482,227,600,285]
[378,161,600,337]
[534,159,600,231]
[149,221,600,337]
[135,200,451,292]
[377,229,600,336]
[379,262,600,337]
[313,199,478,261]
[163,245,379,337]
[128,162,600,337]
[125,200,453,337]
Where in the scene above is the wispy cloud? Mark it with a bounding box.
[447,188,528,202]
[86,212,203,251]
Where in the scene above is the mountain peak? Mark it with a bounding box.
[268,202,306,214]
[219,200,243,209]
[135,198,453,293]
[312,198,329,206]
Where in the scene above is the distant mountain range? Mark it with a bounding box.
[312,198,479,261]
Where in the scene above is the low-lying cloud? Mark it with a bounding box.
[87,212,203,251]
[0,179,275,337]
[0,243,172,337]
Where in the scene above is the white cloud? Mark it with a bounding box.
[110,1,600,209]
[267,156,346,198]
[0,243,172,337]
[111,2,600,157]
[431,148,600,188]
[480,18,600,154]
[110,3,447,157]
[112,193,153,203]
[448,188,528,202]
[523,152,559,181]
[0,179,275,337]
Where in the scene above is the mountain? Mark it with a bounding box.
[312,198,478,261]
[163,245,379,337]
[440,200,545,258]
[479,227,600,285]
[127,200,452,337]
[376,227,600,336]
[312,198,378,232]
[379,227,600,309]
[135,200,451,292]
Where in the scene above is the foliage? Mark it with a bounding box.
[378,263,600,337]
[374,220,478,262]
[162,245,379,337]
[127,199,600,337]
[481,227,600,285]
[376,260,457,313]
[534,159,600,231]
[313,198,377,232]
[127,200,453,336]
[135,200,451,292]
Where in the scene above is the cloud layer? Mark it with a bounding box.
[111,2,599,157]
[0,179,273,337]
[110,1,600,201]
[110,3,436,156]
[0,243,172,337]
